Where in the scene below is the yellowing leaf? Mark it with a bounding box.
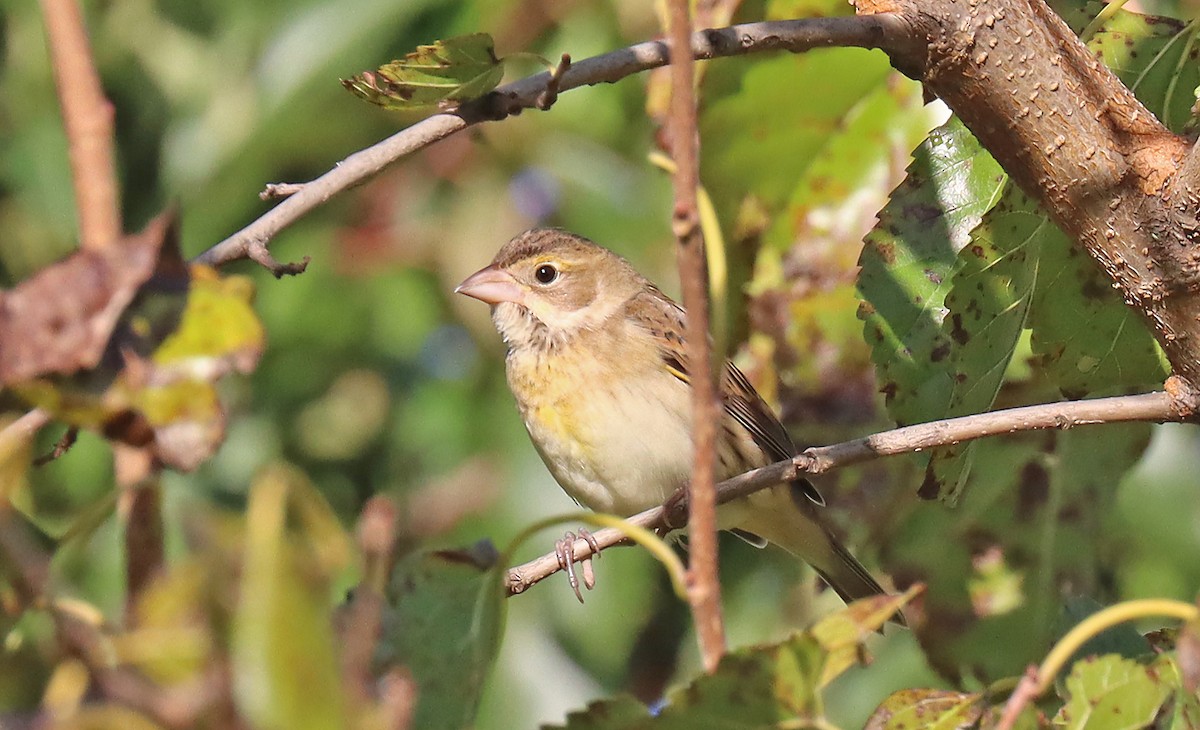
[342,33,505,110]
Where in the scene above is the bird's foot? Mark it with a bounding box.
[554,529,601,603]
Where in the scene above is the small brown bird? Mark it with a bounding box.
[456,228,888,609]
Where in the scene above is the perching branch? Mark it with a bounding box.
[39,0,121,252]
[666,0,725,673]
[504,388,1190,596]
[193,15,916,270]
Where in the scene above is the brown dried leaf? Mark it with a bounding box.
[0,213,181,385]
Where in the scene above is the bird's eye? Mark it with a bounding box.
[534,264,559,284]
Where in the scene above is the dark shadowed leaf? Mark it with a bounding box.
[342,33,505,110]
[375,541,505,730]
[1053,597,1152,670]
[886,409,1148,681]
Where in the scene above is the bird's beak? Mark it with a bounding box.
[455,265,525,305]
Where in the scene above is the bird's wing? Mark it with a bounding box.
[628,287,824,506]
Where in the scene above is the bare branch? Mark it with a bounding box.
[247,240,310,278]
[193,15,913,269]
[259,183,306,201]
[666,0,725,673]
[535,53,572,111]
[505,389,1186,596]
[39,0,121,251]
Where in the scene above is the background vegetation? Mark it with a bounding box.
[3,0,1200,727]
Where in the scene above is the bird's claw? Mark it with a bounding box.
[555,529,602,603]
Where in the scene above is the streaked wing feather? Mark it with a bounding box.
[629,288,824,506]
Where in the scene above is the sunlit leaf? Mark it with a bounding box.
[1089,10,1200,133]
[14,265,263,471]
[856,117,1006,432]
[548,591,920,729]
[232,466,347,730]
[1054,655,1173,729]
[342,33,505,110]
[812,588,920,685]
[863,689,982,730]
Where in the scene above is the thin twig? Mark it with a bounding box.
[39,0,121,251]
[247,240,310,278]
[259,183,306,200]
[504,389,1186,596]
[114,445,163,623]
[193,15,913,270]
[33,426,79,466]
[666,0,725,674]
[536,53,572,110]
[340,496,399,706]
[0,409,51,458]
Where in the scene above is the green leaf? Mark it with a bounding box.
[702,49,896,213]
[231,466,349,730]
[547,591,920,729]
[1027,222,1168,399]
[885,410,1149,681]
[863,689,983,730]
[342,33,505,110]
[731,54,941,423]
[1054,655,1174,729]
[376,541,506,730]
[1052,597,1152,670]
[857,117,1006,430]
[918,189,1042,502]
[1089,10,1200,134]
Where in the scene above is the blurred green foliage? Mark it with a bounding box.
[2,0,1200,728]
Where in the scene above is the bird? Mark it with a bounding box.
[456,227,892,613]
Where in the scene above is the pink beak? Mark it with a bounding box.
[455,265,526,305]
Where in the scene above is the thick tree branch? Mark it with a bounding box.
[39,0,120,252]
[504,389,1188,596]
[193,15,916,270]
[861,0,1200,386]
[667,0,725,673]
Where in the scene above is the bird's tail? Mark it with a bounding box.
[731,486,905,626]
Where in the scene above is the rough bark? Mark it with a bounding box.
[862,0,1200,388]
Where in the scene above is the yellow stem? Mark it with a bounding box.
[1035,598,1199,695]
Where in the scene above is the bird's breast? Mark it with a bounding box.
[506,332,693,515]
